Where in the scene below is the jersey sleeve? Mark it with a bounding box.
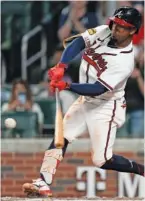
[81,25,109,47]
[98,58,134,91]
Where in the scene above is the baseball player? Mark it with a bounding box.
[23,6,144,197]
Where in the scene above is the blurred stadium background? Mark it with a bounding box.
[1,0,144,199]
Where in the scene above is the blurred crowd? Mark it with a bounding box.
[116,1,144,138]
[1,1,144,138]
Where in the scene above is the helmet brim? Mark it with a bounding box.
[109,16,135,28]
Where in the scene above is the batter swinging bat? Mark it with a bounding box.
[54,88,64,148]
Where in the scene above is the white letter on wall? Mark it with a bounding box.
[76,166,106,198]
[118,172,145,198]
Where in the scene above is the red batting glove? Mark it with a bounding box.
[50,80,70,92]
[48,63,67,81]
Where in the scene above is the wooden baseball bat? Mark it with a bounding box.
[54,88,64,148]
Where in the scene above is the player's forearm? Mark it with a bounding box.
[60,36,85,64]
[69,82,108,96]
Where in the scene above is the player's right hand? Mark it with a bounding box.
[48,63,67,81]
[50,80,70,92]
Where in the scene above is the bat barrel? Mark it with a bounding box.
[54,88,64,148]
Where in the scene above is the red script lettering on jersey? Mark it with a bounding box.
[85,48,107,77]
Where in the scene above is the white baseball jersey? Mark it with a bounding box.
[80,25,134,100]
[61,25,135,167]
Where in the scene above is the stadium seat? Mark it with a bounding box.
[35,99,56,129]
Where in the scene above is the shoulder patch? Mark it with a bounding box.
[87,28,96,35]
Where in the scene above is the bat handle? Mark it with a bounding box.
[55,88,61,109]
[55,88,59,95]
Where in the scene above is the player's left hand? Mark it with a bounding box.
[48,63,67,81]
[50,80,70,92]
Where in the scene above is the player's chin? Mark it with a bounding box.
[111,34,117,41]
[110,36,118,44]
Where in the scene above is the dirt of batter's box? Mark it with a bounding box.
[1,197,145,201]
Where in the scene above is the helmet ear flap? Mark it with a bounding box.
[135,27,139,34]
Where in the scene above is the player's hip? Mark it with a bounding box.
[82,95,125,105]
[82,96,126,127]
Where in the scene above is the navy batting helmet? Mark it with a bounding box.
[109,6,142,33]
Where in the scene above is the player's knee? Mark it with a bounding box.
[92,156,106,167]
[63,134,73,143]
